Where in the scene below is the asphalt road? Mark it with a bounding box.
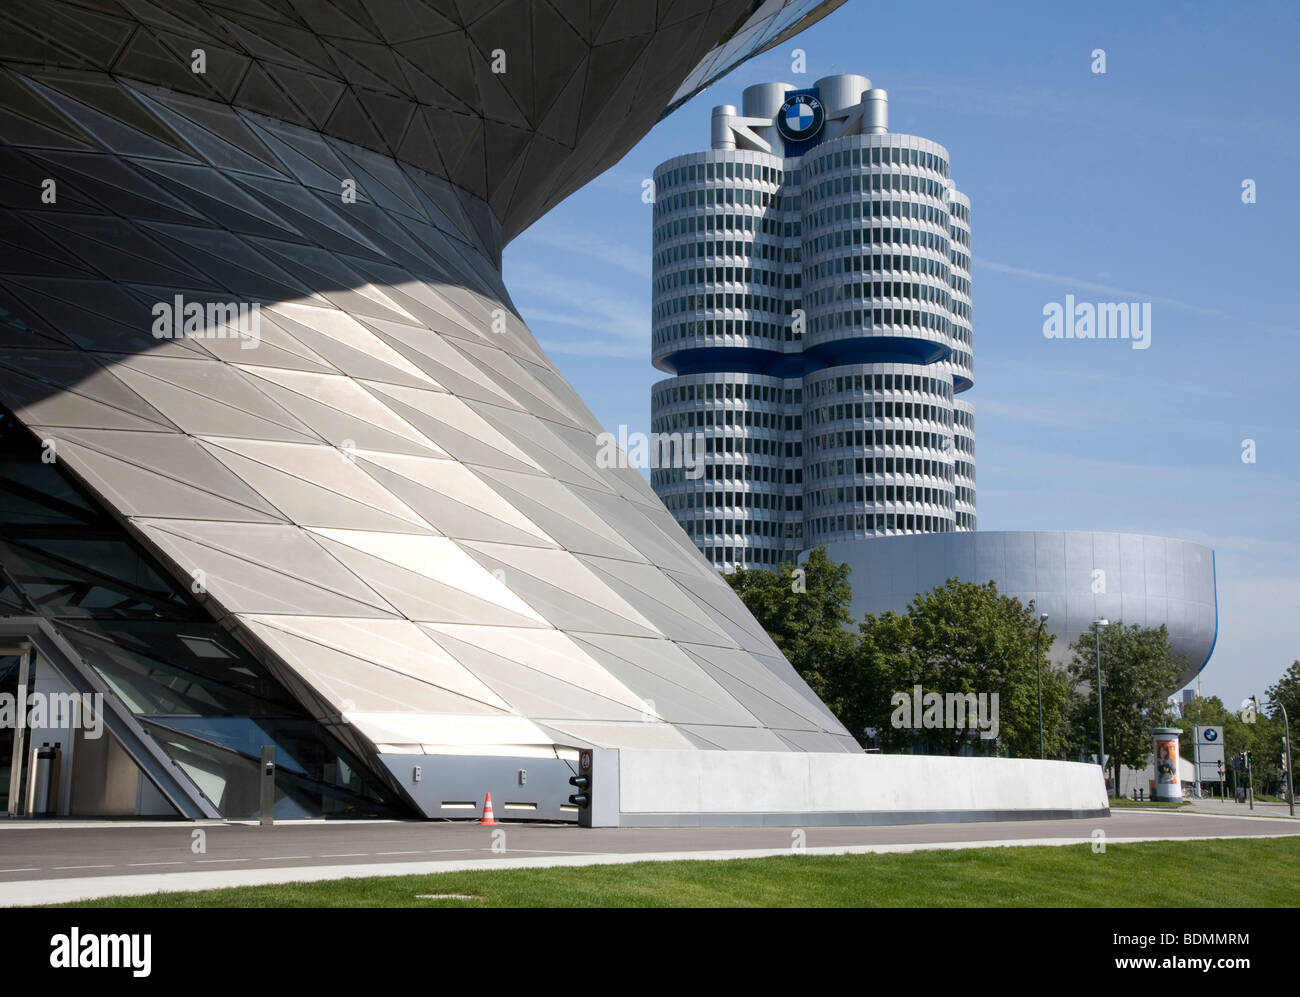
[1,808,1296,889]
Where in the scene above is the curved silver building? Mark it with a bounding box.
[820,532,1218,689]
[650,75,975,571]
[0,1,1115,831]
[0,0,861,821]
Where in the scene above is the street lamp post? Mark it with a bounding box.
[1093,619,1109,792]
[1036,613,1048,760]
[1249,695,1258,811]
[1273,697,1295,818]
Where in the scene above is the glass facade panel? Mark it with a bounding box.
[0,406,409,818]
[143,718,398,819]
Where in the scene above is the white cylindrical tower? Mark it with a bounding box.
[651,75,975,570]
[946,186,975,530]
[798,131,958,546]
[742,82,792,119]
[650,147,799,568]
[814,74,871,114]
[864,88,889,133]
[711,105,738,150]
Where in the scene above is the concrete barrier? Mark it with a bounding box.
[582,748,1109,827]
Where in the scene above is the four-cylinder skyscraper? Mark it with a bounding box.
[650,75,975,571]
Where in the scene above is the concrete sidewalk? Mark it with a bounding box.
[1175,798,1297,818]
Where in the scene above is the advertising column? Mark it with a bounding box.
[1152,727,1183,802]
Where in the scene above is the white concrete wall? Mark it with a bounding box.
[611,750,1107,823]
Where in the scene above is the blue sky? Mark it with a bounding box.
[503,0,1300,710]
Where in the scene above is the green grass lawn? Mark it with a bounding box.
[1107,796,1188,808]
[53,837,1300,908]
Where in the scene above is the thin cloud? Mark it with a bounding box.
[505,259,649,357]
[972,397,1126,429]
[976,259,1299,337]
[894,76,1300,155]
[531,335,647,358]
[518,226,651,278]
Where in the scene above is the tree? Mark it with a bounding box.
[723,548,857,705]
[839,607,907,748]
[1174,696,1243,794]
[1174,692,1288,794]
[1236,664,1300,796]
[1067,622,1180,793]
[855,578,1068,757]
[1265,661,1300,730]
[1242,711,1284,796]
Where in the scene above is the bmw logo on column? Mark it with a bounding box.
[776,91,825,146]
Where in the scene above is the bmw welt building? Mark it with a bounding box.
[0,1,1104,826]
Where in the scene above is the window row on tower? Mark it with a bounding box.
[803,141,949,178]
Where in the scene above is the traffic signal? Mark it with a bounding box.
[567,773,590,809]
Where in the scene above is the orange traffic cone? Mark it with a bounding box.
[479,792,499,826]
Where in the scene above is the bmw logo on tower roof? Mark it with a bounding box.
[776,92,824,143]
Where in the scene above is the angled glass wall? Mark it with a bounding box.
[0,403,411,819]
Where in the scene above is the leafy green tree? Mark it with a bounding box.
[839,608,907,747]
[723,548,858,705]
[1265,661,1300,732]
[1234,674,1291,796]
[1245,713,1284,796]
[1174,683,1294,796]
[1265,662,1300,795]
[1067,622,1180,791]
[855,578,1068,757]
